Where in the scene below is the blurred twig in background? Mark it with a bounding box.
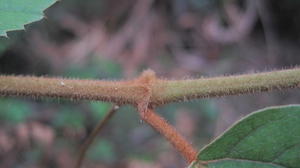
[76,105,119,168]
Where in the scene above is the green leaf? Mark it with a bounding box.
[192,105,300,168]
[0,0,56,36]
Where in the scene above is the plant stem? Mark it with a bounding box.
[1,68,300,106]
[0,75,146,105]
[75,105,119,168]
[151,68,300,106]
[140,109,197,163]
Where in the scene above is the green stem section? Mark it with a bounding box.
[150,68,300,106]
[0,68,300,106]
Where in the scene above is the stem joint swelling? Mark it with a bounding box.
[135,70,198,164]
[136,69,156,117]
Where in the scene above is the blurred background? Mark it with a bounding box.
[0,0,300,167]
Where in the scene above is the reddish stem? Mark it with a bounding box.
[140,109,197,163]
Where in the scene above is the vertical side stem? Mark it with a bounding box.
[141,109,197,163]
[75,105,119,168]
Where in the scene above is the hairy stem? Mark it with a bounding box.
[75,105,119,168]
[0,68,300,106]
[140,109,197,163]
[0,75,146,105]
[151,68,300,106]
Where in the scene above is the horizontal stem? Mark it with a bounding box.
[150,68,300,106]
[0,68,300,106]
[0,75,145,104]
